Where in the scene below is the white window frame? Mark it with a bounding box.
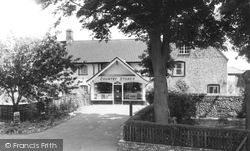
[78,65,88,75]
[179,45,190,54]
[207,84,220,94]
[172,62,185,77]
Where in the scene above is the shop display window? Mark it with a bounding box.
[123,82,142,100]
[94,82,113,100]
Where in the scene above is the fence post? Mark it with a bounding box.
[129,101,133,116]
[242,70,250,150]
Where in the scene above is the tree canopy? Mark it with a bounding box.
[36,0,250,123]
[0,35,78,111]
[219,0,250,61]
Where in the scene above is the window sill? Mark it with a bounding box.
[178,54,190,56]
[172,75,185,77]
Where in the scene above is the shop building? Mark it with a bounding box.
[87,57,148,104]
[65,30,148,104]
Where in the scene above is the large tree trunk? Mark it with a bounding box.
[149,29,170,124]
[13,103,19,112]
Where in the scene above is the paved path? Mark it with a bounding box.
[0,105,145,151]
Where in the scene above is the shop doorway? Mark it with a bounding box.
[114,85,122,104]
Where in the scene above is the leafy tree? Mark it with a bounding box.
[218,0,250,62]
[36,0,239,124]
[138,42,174,77]
[0,35,78,112]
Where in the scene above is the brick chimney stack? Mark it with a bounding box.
[66,29,73,45]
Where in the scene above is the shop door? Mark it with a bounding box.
[114,85,122,104]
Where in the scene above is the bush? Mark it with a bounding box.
[169,92,199,122]
[146,91,154,105]
[146,90,200,122]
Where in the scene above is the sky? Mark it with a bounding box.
[0,0,249,70]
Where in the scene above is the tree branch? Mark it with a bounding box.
[69,0,83,7]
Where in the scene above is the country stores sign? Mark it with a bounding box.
[96,76,136,82]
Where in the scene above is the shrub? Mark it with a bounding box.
[146,90,154,105]
[169,92,198,122]
[146,91,200,122]
[175,79,189,93]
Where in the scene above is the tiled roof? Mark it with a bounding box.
[66,39,147,63]
[228,66,245,75]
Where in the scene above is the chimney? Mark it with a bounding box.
[66,29,74,45]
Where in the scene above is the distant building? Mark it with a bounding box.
[227,66,245,95]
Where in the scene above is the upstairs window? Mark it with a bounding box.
[78,65,88,75]
[172,61,185,77]
[101,63,108,69]
[207,84,220,94]
[179,45,190,54]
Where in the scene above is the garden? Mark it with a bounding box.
[118,91,249,151]
[0,94,80,135]
[0,35,84,135]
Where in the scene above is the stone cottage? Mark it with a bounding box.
[167,45,228,94]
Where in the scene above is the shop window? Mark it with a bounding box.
[207,84,220,94]
[123,82,142,100]
[78,65,88,75]
[94,82,113,100]
[172,61,185,77]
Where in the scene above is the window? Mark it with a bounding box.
[207,84,220,94]
[172,62,185,77]
[94,82,112,100]
[78,65,88,75]
[179,45,190,54]
[101,63,108,69]
[80,85,89,93]
[123,82,142,100]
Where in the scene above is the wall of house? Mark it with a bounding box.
[168,47,228,94]
[71,64,97,85]
[227,74,245,95]
[101,62,132,75]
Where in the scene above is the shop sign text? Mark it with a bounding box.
[99,76,135,82]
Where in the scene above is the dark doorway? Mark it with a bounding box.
[114,85,122,104]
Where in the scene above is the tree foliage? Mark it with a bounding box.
[35,0,250,123]
[0,35,78,111]
[138,43,175,77]
[218,0,250,62]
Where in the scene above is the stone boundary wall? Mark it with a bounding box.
[117,140,221,151]
[193,95,244,118]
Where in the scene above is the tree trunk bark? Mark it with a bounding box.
[149,29,170,124]
[13,103,19,112]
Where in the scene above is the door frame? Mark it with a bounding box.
[114,84,122,104]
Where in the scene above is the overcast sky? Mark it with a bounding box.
[0,0,249,70]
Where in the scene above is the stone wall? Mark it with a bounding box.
[193,95,244,118]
